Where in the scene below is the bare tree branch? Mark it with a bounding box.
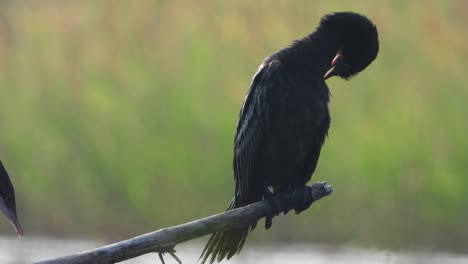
[35,182,333,264]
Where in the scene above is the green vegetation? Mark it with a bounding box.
[0,0,466,253]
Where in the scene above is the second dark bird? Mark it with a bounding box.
[0,160,22,237]
[201,12,379,263]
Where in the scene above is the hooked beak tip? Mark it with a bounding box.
[14,223,23,238]
[6,214,23,237]
[0,202,23,237]
[324,52,343,81]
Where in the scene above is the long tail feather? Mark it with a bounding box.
[200,199,252,263]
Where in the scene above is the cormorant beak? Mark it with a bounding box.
[0,198,23,237]
[324,51,343,80]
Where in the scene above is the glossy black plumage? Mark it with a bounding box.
[0,160,22,237]
[201,12,379,263]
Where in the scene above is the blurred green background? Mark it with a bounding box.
[0,0,467,254]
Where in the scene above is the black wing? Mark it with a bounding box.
[234,56,330,194]
[233,61,278,204]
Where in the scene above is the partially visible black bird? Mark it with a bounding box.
[0,160,23,237]
[200,12,378,263]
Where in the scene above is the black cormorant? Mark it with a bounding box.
[0,160,23,237]
[201,12,379,263]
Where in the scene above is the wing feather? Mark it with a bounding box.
[233,62,277,204]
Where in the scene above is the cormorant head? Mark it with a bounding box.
[321,12,379,80]
[0,161,22,237]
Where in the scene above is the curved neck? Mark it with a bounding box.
[285,30,342,77]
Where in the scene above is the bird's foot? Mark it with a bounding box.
[290,186,313,214]
[263,182,333,228]
[263,187,287,229]
[291,182,334,214]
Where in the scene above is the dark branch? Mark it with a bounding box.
[35,182,333,264]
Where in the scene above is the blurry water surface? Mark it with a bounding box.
[2,236,467,264]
